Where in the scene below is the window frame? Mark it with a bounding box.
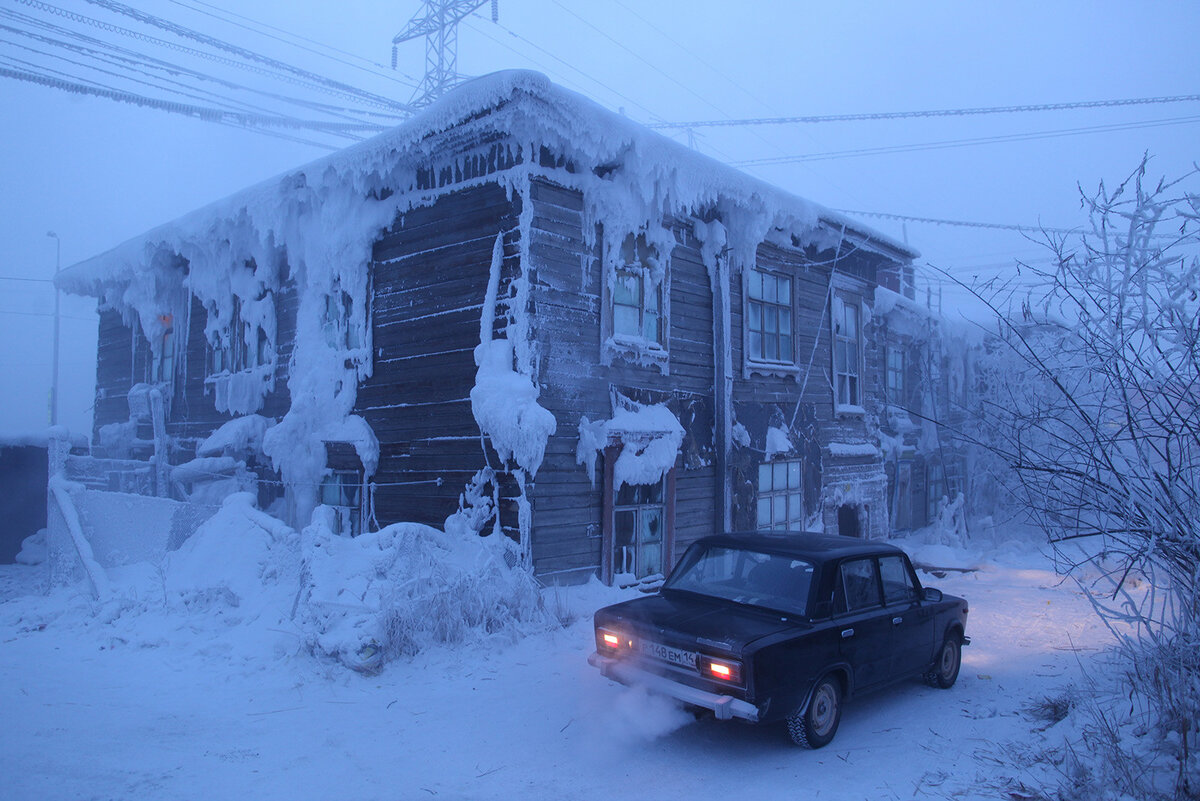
[612,478,667,579]
[745,265,796,368]
[320,467,365,537]
[151,315,175,386]
[832,290,865,411]
[885,345,905,406]
[206,294,274,377]
[756,458,805,532]
[600,438,677,585]
[601,232,669,370]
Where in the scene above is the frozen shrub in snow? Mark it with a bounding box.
[977,158,1200,800]
[296,511,550,671]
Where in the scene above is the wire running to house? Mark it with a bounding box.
[649,93,1200,129]
[731,115,1200,166]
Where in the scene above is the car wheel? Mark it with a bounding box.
[928,634,962,689]
[787,676,842,749]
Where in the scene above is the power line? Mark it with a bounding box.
[835,209,1082,235]
[0,65,345,148]
[732,114,1200,166]
[163,0,422,87]
[463,13,665,124]
[0,13,392,127]
[838,209,1183,241]
[77,0,412,113]
[10,0,412,115]
[650,93,1200,129]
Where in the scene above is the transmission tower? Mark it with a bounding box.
[391,0,498,107]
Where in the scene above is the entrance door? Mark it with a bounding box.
[837,504,861,538]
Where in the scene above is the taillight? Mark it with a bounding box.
[596,626,631,655]
[700,656,742,684]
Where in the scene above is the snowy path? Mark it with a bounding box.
[0,554,1109,800]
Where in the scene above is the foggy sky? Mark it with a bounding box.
[2,0,1197,437]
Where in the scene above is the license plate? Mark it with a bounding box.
[640,640,698,669]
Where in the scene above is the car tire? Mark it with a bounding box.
[787,676,842,749]
[928,634,962,689]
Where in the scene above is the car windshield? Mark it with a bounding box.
[663,544,815,616]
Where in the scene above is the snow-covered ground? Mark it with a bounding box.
[0,532,1112,801]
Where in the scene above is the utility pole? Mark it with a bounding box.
[391,0,498,108]
[46,230,60,428]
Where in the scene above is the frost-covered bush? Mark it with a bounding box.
[296,511,550,671]
[979,158,1200,800]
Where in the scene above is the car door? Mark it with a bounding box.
[833,557,892,692]
[879,554,936,678]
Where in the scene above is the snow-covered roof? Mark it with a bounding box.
[58,70,914,296]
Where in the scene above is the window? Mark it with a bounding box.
[833,295,862,407]
[926,462,945,524]
[321,469,364,536]
[208,295,273,375]
[323,289,361,351]
[209,296,248,374]
[613,480,665,579]
[609,233,665,350]
[756,459,803,531]
[835,558,881,613]
[151,315,175,384]
[886,346,905,404]
[879,555,918,605]
[747,268,794,364]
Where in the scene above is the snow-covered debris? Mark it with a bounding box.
[295,510,549,671]
[163,492,296,611]
[15,530,47,566]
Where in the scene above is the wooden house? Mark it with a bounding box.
[60,71,917,585]
[874,268,973,534]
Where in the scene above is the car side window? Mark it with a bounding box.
[836,558,881,613]
[879,555,918,605]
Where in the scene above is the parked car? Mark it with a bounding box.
[587,532,969,747]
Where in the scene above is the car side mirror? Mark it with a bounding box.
[923,587,943,603]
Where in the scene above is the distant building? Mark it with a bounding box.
[60,71,917,584]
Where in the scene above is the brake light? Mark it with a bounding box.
[596,626,630,655]
[701,656,742,684]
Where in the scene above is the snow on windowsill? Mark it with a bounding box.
[835,404,867,418]
[603,335,669,373]
[826,441,880,459]
[745,358,801,379]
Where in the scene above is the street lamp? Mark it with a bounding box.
[46,231,60,428]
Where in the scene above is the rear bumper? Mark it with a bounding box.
[587,652,760,723]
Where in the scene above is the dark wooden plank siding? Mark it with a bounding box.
[526,179,718,579]
[359,182,522,533]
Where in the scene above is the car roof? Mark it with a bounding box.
[696,531,905,563]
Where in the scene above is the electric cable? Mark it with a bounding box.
[651,93,1200,129]
[732,115,1200,166]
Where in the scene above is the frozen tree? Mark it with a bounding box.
[980,158,1199,799]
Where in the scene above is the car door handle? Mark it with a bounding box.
[892,617,904,625]
[841,628,854,639]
